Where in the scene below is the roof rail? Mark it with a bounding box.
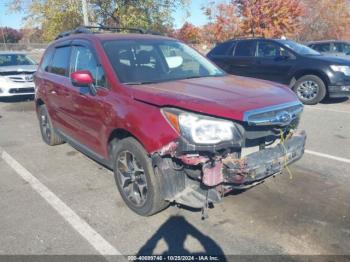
[55,25,148,40]
[230,36,266,41]
[84,26,146,34]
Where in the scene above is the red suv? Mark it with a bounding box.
[35,27,306,216]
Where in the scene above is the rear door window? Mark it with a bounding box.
[234,41,256,57]
[50,46,71,76]
[210,42,235,56]
[40,48,54,72]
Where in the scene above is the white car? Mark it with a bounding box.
[0,51,37,97]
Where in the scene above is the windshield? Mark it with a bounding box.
[0,54,36,67]
[278,40,321,56]
[103,40,225,84]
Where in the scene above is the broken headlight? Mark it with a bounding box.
[162,108,241,145]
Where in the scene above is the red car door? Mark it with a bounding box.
[66,41,110,157]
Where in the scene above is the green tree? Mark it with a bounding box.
[90,0,189,33]
[9,0,83,41]
[8,0,189,41]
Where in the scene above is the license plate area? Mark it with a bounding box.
[240,146,260,158]
[240,139,281,158]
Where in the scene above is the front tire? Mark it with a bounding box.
[293,75,327,105]
[38,104,64,146]
[112,137,168,216]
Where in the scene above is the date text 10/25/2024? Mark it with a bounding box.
[128,255,222,261]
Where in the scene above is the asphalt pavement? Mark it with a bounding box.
[0,96,349,259]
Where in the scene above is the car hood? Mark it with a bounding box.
[0,65,37,73]
[129,75,298,121]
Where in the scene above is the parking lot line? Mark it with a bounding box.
[305,149,350,164]
[305,106,350,114]
[0,148,122,256]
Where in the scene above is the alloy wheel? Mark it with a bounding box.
[40,109,51,141]
[296,80,319,101]
[116,151,148,207]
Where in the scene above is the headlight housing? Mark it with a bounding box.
[330,65,350,76]
[162,108,242,145]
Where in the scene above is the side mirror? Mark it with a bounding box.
[70,70,96,95]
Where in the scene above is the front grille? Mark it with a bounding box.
[0,72,34,83]
[243,101,303,127]
[7,74,34,83]
[9,88,35,94]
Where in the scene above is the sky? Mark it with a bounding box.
[173,0,210,29]
[0,1,24,29]
[0,0,215,29]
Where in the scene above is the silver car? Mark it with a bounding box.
[0,51,37,97]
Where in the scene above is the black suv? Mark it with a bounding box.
[207,38,350,104]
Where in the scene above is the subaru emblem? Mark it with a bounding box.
[25,75,33,81]
[276,111,291,125]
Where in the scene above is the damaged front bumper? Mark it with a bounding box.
[152,130,306,208]
[221,129,306,186]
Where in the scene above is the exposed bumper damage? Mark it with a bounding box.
[152,130,306,209]
[222,130,305,185]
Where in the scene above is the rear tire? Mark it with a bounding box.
[38,104,65,146]
[293,75,326,105]
[112,137,169,216]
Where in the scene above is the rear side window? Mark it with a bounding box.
[209,42,235,56]
[234,41,256,57]
[50,46,71,76]
[40,48,54,72]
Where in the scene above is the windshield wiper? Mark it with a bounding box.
[123,81,159,85]
[183,74,224,80]
[183,75,203,79]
